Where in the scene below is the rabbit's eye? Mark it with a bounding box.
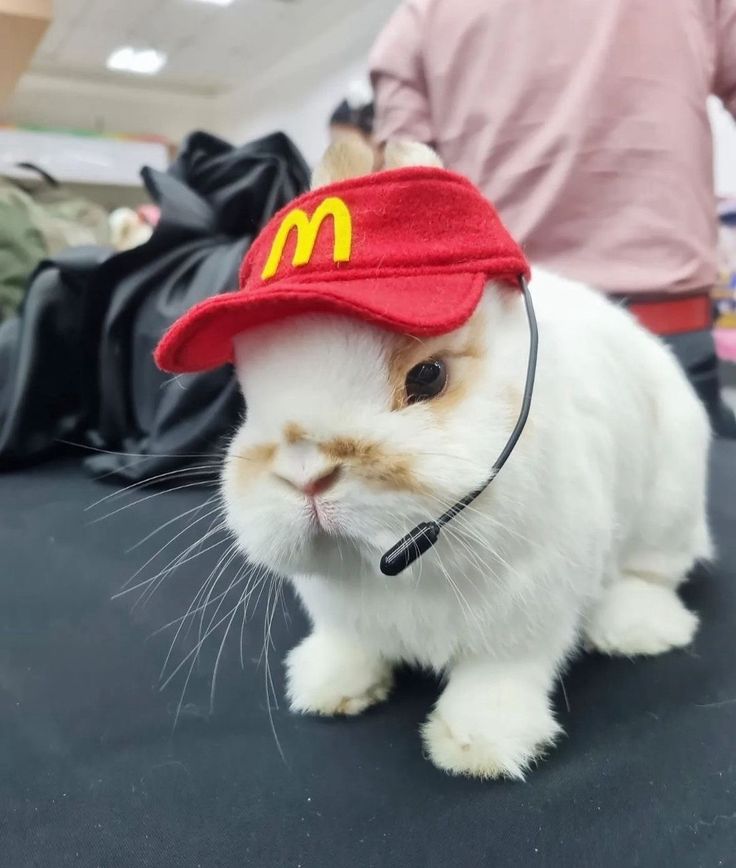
[405,360,447,404]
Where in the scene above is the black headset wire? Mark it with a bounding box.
[379,274,538,576]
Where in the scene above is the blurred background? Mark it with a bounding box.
[1,0,736,466]
[3,1,736,180]
[2,5,736,864]
[1,0,395,185]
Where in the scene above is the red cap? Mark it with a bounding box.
[154,166,530,373]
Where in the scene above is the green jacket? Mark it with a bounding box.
[0,177,110,320]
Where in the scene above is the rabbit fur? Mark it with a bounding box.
[221,138,710,779]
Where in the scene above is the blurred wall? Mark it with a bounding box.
[6,58,736,197]
[3,71,221,142]
[222,60,368,167]
[710,98,736,196]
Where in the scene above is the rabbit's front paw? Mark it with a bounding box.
[422,662,561,780]
[285,631,392,716]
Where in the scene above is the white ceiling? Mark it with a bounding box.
[33,0,399,95]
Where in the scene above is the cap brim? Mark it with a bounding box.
[155,272,486,373]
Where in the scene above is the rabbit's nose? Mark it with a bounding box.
[276,466,342,498]
[299,466,342,497]
[273,437,342,498]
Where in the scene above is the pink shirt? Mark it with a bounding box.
[370,0,736,295]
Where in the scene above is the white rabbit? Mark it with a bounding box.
[220,139,711,779]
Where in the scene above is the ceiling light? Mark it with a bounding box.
[106,47,167,76]
[188,0,236,6]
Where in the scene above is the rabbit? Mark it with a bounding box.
[219,137,711,779]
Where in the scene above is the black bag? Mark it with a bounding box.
[0,247,114,467]
[0,131,311,480]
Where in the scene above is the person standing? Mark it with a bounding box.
[370,0,736,435]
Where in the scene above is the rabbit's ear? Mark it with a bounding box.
[312,136,375,189]
[383,139,443,170]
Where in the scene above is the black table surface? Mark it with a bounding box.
[1,446,735,868]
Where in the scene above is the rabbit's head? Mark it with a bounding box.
[216,139,531,579]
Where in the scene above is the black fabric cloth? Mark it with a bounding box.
[0,131,310,481]
[1,447,735,867]
[0,247,114,467]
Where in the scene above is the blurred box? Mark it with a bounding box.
[0,0,52,106]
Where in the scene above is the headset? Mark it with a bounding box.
[379,275,539,576]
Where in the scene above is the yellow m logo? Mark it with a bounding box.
[261,196,352,280]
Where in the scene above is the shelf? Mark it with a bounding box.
[0,126,169,187]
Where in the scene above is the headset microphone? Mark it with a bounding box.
[379,275,538,576]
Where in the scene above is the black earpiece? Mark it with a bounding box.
[379,521,441,576]
[379,275,538,576]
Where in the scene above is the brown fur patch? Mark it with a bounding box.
[246,442,277,464]
[320,436,424,494]
[321,435,370,461]
[387,310,486,413]
[362,452,422,493]
[229,442,276,488]
[283,422,307,445]
[312,137,375,188]
[387,338,425,411]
